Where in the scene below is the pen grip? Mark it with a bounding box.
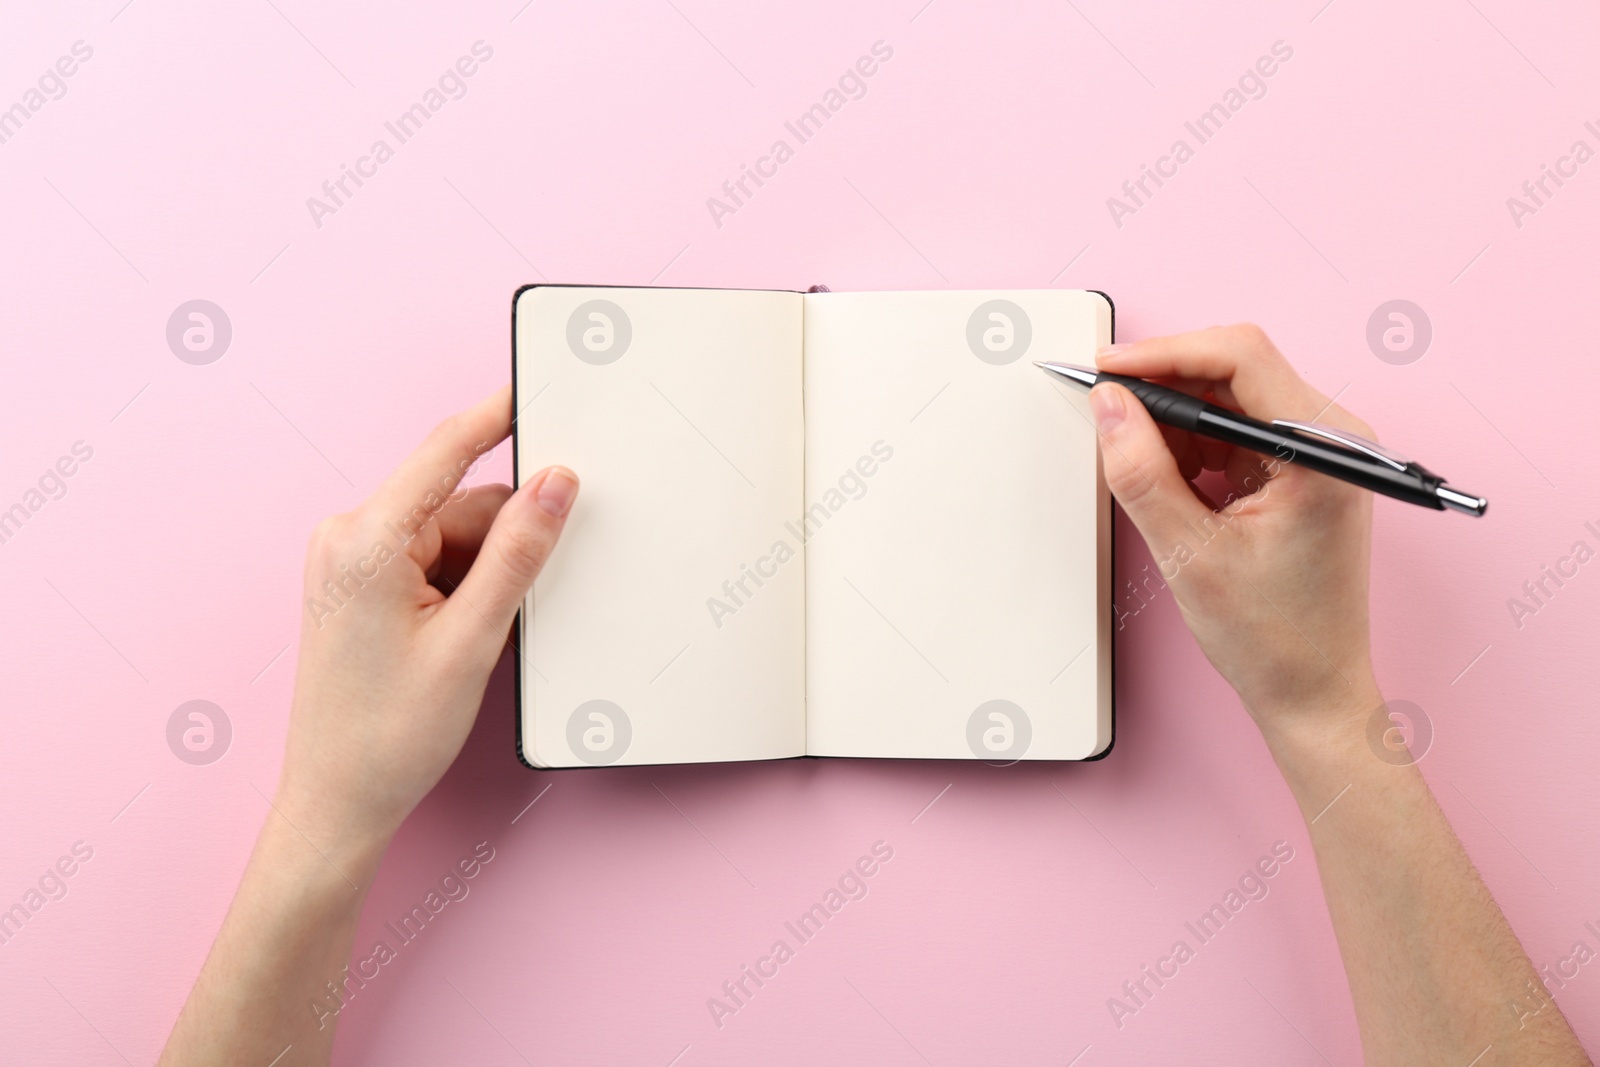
[1095,373,1207,431]
[1093,370,1449,510]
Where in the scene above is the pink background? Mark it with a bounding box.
[4,1,1599,1063]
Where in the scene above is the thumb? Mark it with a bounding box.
[439,466,578,650]
[1089,383,1209,556]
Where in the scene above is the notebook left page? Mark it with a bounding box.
[514,286,806,767]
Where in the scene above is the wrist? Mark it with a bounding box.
[1253,677,1392,801]
[1252,666,1381,742]
[265,784,395,888]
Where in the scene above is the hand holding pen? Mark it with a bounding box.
[1039,340,1485,517]
[1044,324,1588,1064]
[1054,324,1389,722]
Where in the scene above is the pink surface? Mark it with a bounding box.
[3,1,1598,1063]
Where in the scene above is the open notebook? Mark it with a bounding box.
[512,286,1113,767]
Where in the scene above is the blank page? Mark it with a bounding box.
[515,286,806,767]
[802,290,1112,760]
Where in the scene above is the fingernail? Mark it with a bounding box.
[535,467,578,517]
[1095,344,1131,363]
[1089,385,1125,433]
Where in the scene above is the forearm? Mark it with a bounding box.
[157,807,387,1067]
[1264,690,1590,1066]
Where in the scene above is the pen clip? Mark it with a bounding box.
[1269,419,1411,471]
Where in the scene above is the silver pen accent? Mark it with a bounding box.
[1435,485,1488,517]
[1034,361,1097,388]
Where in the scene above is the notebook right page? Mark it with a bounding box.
[802,290,1112,760]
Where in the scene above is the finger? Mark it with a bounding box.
[1188,479,1223,512]
[430,484,514,589]
[1225,448,1276,499]
[1156,377,1233,476]
[436,466,578,652]
[369,386,510,522]
[1167,380,1234,472]
[1089,383,1211,554]
[1198,435,1232,473]
[1160,423,1203,480]
[1096,325,1329,422]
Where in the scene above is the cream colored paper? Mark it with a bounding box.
[516,286,806,766]
[516,286,1110,766]
[802,290,1111,759]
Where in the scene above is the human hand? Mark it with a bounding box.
[1089,325,1379,744]
[275,386,577,865]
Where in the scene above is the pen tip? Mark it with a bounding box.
[1032,360,1047,369]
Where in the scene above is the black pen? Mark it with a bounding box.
[1036,362,1488,517]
